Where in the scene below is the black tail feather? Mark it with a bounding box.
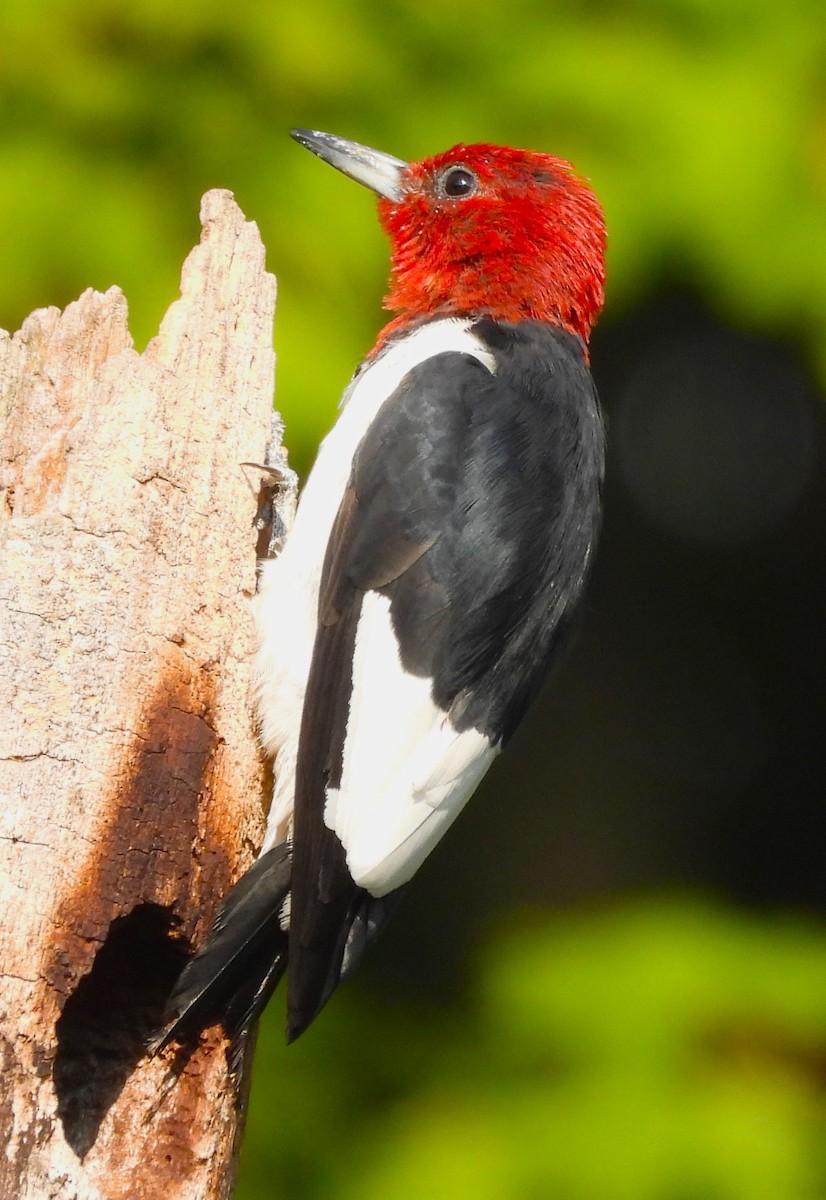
[148,843,291,1058]
[286,885,406,1042]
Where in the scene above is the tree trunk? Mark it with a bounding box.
[0,189,294,1200]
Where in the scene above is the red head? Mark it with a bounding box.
[291,130,606,344]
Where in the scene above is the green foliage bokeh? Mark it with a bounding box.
[242,898,826,1200]
[4,1,826,1196]
[2,0,826,474]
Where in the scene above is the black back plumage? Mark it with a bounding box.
[287,319,604,1036]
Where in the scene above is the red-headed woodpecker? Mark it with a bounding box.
[154,129,606,1054]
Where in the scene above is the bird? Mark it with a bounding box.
[151,128,607,1056]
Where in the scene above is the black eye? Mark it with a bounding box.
[439,165,478,199]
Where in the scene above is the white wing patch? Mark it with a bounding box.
[324,592,498,897]
[255,318,497,856]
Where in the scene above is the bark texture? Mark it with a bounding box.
[0,189,294,1199]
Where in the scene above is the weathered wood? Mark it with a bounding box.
[0,190,294,1200]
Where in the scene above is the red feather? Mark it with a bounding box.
[376,143,606,347]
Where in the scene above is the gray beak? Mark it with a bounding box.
[291,129,408,202]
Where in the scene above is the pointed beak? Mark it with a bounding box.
[290,129,408,202]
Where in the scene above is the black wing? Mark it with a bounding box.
[287,320,604,1039]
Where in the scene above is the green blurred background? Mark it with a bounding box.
[4,0,826,1195]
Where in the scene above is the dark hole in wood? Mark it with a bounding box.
[255,474,277,562]
[54,904,189,1159]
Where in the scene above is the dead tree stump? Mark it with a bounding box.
[0,189,294,1200]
